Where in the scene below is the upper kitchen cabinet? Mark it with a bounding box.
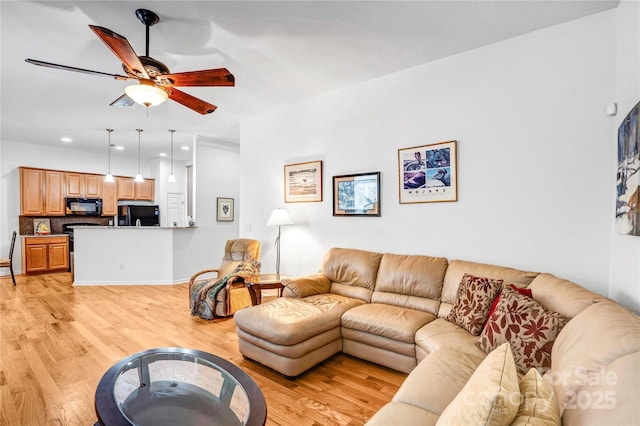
[66,172,103,198]
[135,179,155,201]
[117,177,135,200]
[117,177,154,201]
[102,180,117,216]
[20,167,65,216]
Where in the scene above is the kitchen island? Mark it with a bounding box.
[72,226,196,285]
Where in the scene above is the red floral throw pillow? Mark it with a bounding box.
[445,273,504,336]
[477,285,570,374]
[485,283,533,324]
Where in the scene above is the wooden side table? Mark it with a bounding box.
[245,274,288,305]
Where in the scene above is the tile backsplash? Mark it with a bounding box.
[19,216,110,235]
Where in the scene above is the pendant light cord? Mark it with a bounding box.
[137,129,142,176]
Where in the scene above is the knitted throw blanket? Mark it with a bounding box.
[190,257,261,319]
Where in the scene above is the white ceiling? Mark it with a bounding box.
[1,1,618,162]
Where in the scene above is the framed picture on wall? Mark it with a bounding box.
[284,160,323,203]
[333,172,381,216]
[216,197,234,222]
[398,140,458,204]
[616,101,639,236]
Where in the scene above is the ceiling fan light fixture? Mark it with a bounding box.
[125,80,168,107]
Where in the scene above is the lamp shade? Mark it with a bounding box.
[125,81,168,107]
[266,208,294,226]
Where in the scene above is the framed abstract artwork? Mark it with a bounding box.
[616,101,639,236]
[398,140,458,203]
[284,160,323,203]
[333,172,381,216]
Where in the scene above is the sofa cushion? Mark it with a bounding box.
[439,260,539,318]
[234,294,365,345]
[415,318,488,359]
[478,286,569,374]
[445,273,503,336]
[436,343,520,425]
[512,368,561,426]
[392,348,485,415]
[527,273,609,319]
[321,247,383,301]
[341,303,436,343]
[372,253,448,315]
[547,300,640,423]
[366,402,440,426]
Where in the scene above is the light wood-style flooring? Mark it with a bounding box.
[1,273,405,425]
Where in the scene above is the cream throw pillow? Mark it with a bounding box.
[511,369,561,426]
[437,343,520,426]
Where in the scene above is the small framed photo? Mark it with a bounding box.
[333,172,381,217]
[398,140,458,203]
[284,160,323,203]
[33,218,51,235]
[216,197,234,222]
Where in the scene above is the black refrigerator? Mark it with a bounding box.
[118,205,160,226]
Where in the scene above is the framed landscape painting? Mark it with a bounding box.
[616,101,639,236]
[284,160,323,203]
[398,140,457,204]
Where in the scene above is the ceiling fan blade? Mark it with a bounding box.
[110,93,135,107]
[89,25,149,79]
[25,59,133,80]
[165,87,217,114]
[160,68,235,87]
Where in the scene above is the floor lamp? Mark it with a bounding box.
[266,208,294,277]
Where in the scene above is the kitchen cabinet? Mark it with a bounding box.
[20,168,45,215]
[22,236,69,274]
[102,180,117,216]
[66,172,103,198]
[135,179,155,201]
[19,167,65,216]
[45,171,65,215]
[117,177,135,200]
[117,177,155,201]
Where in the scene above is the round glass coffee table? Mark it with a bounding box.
[95,347,266,426]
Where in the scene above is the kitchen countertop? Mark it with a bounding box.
[70,226,197,229]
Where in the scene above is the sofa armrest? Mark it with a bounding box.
[282,274,331,298]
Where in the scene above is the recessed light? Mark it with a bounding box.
[159,152,167,157]
[61,137,72,143]
[115,145,125,151]
[181,145,190,151]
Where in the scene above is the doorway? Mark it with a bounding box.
[166,192,185,227]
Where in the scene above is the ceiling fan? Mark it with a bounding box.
[25,9,234,114]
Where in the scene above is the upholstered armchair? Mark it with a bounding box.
[189,239,261,319]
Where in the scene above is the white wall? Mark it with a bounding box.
[240,10,636,308]
[609,0,640,313]
[186,138,240,273]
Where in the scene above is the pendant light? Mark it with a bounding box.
[168,129,176,183]
[135,129,144,183]
[104,129,115,182]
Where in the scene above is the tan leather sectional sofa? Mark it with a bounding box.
[233,247,640,425]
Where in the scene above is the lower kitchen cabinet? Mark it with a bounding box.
[22,235,69,274]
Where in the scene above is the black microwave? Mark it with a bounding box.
[66,198,102,216]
